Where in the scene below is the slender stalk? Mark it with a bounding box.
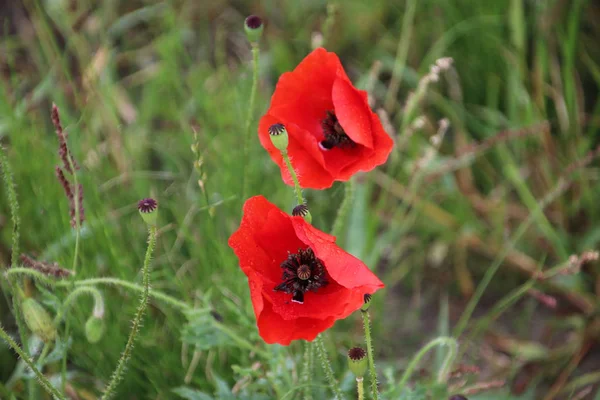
[0,147,29,360]
[67,155,81,274]
[314,335,343,400]
[281,150,304,205]
[397,337,458,392]
[54,286,104,324]
[331,178,355,237]
[301,341,314,400]
[356,377,364,400]
[361,310,378,400]
[101,225,157,400]
[242,43,260,200]
[0,324,65,400]
[58,277,190,312]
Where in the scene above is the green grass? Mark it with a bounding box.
[1,0,600,399]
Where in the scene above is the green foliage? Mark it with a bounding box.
[1,0,599,398]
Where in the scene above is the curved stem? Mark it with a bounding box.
[0,324,65,400]
[314,335,343,400]
[397,337,458,391]
[281,150,304,205]
[356,377,364,400]
[54,286,104,324]
[101,225,157,400]
[331,178,355,238]
[241,43,260,200]
[361,310,379,400]
[59,277,190,312]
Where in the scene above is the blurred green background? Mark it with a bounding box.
[1,0,600,398]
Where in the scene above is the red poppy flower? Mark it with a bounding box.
[228,196,384,345]
[258,48,394,189]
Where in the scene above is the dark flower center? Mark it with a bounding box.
[348,347,367,361]
[320,110,356,150]
[274,248,328,304]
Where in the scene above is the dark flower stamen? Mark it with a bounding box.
[274,248,328,304]
[138,198,158,213]
[320,110,355,150]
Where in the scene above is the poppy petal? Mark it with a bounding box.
[332,76,374,149]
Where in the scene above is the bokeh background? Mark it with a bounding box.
[1,0,600,398]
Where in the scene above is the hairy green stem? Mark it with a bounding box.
[397,337,458,391]
[301,341,314,400]
[331,178,355,238]
[101,225,157,399]
[361,310,379,400]
[356,377,364,400]
[314,335,343,400]
[281,150,304,205]
[0,147,29,360]
[0,324,65,400]
[242,43,260,200]
[54,286,104,324]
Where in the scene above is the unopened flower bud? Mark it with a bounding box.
[361,293,372,312]
[22,298,56,343]
[292,204,312,224]
[268,123,289,151]
[85,315,106,344]
[138,198,158,226]
[244,15,263,44]
[347,347,368,377]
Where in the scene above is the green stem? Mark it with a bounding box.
[397,337,458,392]
[0,324,65,400]
[58,277,190,312]
[314,335,343,400]
[281,150,304,205]
[331,178,355,238]
[361,310,379,400]
[54,286,104,324]
[0,146,29,365]
[242,43,260,200]
[101,225,157,400]
[67,155,81,274]
[301,341,314,400]
[357,377,364,400]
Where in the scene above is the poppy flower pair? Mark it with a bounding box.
[229,48,391,345]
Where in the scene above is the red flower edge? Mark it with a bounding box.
[228,196,384,345]
[258,48,394,189]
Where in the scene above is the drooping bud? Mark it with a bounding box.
[85,315,106,344]
[244,15,263,44]
[268,123,289,151]
[138,198,158,226]
[22,298,56,343]
[347,347,368,377]
[361,293,372,312]
[292,204,312,224]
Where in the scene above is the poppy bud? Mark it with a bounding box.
[268,123,289,151]
[347,347,368,377]
[449,396,468,400]
[85,315,106,344]
[244,15,263,44]
[138,198,158,226]
[292,204,312,224]
[361,293,372,312]
[22,298,56,343]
